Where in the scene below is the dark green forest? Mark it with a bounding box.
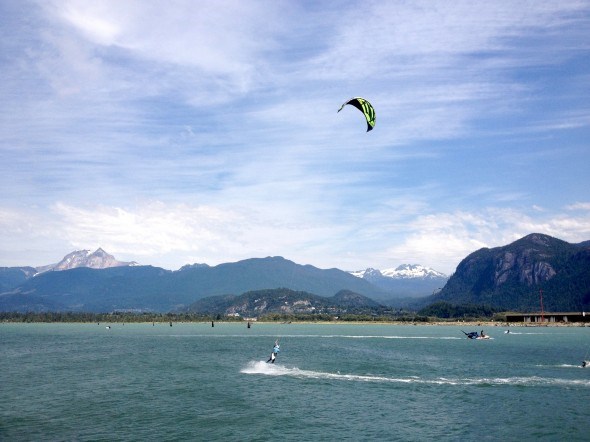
[0,307,500,324]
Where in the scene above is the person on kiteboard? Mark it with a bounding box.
[267,340,280,363]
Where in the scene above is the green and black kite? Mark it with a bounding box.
[338,97,375,132]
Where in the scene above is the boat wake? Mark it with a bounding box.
[241,361,590,387]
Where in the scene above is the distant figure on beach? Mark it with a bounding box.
[267,340,280,363]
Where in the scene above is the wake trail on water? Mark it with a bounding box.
[241,361,590,387]
[341,335,462,340]
[156,334,462,339]
[538,363,589,369]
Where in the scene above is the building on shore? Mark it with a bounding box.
[505,311,589,323]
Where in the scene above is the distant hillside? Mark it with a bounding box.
[421,233,590,312]
[0,267,36,292]
[186,288,383,316]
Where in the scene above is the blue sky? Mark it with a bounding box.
[1,0,589,274]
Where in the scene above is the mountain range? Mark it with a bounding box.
[0,254,395,313]
[1,233,589,314]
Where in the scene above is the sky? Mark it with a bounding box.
[1,0,589,275]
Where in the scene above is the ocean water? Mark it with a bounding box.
[1,322,589,441]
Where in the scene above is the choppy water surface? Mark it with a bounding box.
[1,323,589,441]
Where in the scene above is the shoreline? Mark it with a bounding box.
[257,321,590,327]
[2,319,588,327]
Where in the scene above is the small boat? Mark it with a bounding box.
[582,360,590,368]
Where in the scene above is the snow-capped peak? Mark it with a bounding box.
[350,264,446,280]
[349,268,382,279]
[35,248,138,273]
[382,264,446,279]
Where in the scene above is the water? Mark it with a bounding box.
[1,323,589,441]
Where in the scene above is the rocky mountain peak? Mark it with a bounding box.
[434,232,590,312]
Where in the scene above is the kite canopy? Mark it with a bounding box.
[338,97,376,132]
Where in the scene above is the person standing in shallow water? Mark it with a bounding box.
[267,340,280,363]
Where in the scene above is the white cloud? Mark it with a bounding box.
[2,200,588,274]
[47,0,286,98]
[566,202,590,211]
[47,200,341,268]
[53,201,235,255]
[380,206,590,274]
[60,3,121,45]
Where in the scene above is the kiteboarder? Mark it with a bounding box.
[462,330,478,339]
[267,340,280,363]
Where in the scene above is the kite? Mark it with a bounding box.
[337,97,375,132]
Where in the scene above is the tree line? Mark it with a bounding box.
[0,303,507,323]
[0,311,221,323]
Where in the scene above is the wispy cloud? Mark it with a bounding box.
[566,202,590,211]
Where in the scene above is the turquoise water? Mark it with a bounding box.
[1,323,589,441]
